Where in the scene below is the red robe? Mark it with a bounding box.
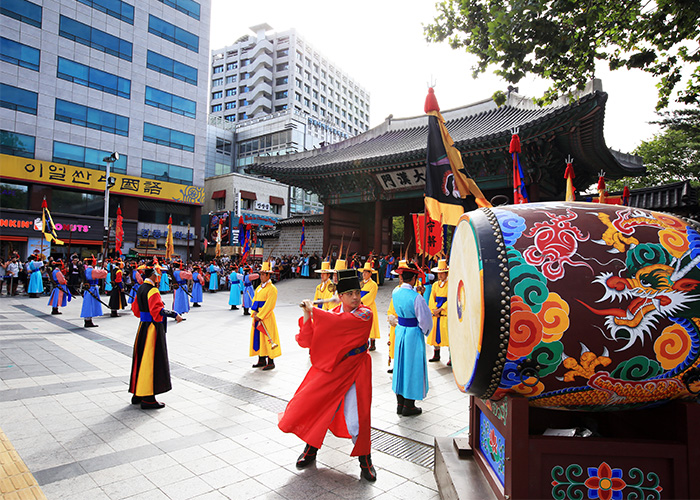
[278,304,373,456]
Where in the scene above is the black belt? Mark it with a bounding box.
[342,342,369,360]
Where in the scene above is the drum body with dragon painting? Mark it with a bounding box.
[448,201,700,411]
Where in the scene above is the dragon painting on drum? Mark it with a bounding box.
[448,201,700,411]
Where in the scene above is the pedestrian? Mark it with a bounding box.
[190,264,204,307]
[108,260,128,317]
[158,260,171,294]
[171,261,192,315]
[81,258,107,327]
[208,260,221,292]
[127,265,143,304]
[242,268,255,315]
[129,260,182,409]
[360,261,380,351]
[279,268,377,482]
[67,255,83,296]
[428,259,450,365]
[228,266,243,310]
[27,255,44,297]
[0,257,6,294]
[313,260,336,310]
[48,260,71,315]
[385,252,395,281]
[392,261,432,416]
[250,261,281,370]
[6,255,20,296]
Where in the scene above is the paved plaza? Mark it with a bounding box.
[0,277,471,500]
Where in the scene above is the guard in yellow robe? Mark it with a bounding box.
[250,261,281,370]
[360,261,380,350]
[428,259,449,365]
[313,260,337,310]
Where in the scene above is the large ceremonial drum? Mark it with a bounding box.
[448,201,700,411]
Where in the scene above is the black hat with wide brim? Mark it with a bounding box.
[336,269,361,294]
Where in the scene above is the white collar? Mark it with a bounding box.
[260,280,268,288]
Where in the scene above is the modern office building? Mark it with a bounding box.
[208,23,368,217]
[0,0,211,260]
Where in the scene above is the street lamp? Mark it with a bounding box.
[102,152,119,258]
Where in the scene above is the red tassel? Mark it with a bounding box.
[564,163,575,179]
[597,176,606,191]
[424,87,440,113]
[168,215,172,225]
[42,198,47,209]
[509,134,521,154]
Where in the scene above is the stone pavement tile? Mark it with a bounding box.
[383,480,440,499]
[250,492,289,500]
[143,463,195,488]
[254,467,305,490]
[100,475,158,500]
[359,465,407,492]
[39,473,99,500]
[215,446,260,466]
[159,476,214,500]
[234,455,280,478]
[87,462,141,486]
[218,477,271,500]
[128,454,179,474]
[168,445,212,464]
[123,489,170,500]
[412,469,439,491]
[316,448,356,469]
[198,464,249,489]
[262,446,299,468]
[181,454,229,475]
[274,473,334,500]
[190,491,232,500]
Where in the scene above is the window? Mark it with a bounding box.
[225,101,235,110]
[1,0,42,28]
[55,99,129,136]
[59,15,132,61]
[212,78,223,87]
[241,59,250,66]
[216,137,232,155]
[0,83,37,114]
[225,88,236,97]
[148,15,199,53]
[274,104,287,112]
[147,50,197,85]
[0,182,29,210]
[226,62,237,70]
[156,0,200,20]
[270,203,281,215]
[305,57,311,66]
[303,97,310,107]
[225,75,236,84]
[52,141,127,173]
[312,90,318,99]
[238,112,248,120]
[146,86,195,118]
[215,197,225,210]
[138,199,192,225]
[312,103,318,112]
[295,79,302,89]
[241,72,250,80]
[294,93,301,102]
[213,65,223,73]
[277,49,288,57]
[320,96,326,104]
[276,63,288,71]
[304,84,310,94]
[1,130,35,158]
[276,77,288,85]
[211,104,222,112]
[76,0,134,24]
[212,90,222,99]
[275,90,288,99]
[0,37,40,71]
[139,160,193,185]
[224,115,235,122]
[52,188,117,217]
[240,86,249,93]
[238,99,248,106]
[143,123,194,152]
[241,198,253,210]
[57,57,131,98]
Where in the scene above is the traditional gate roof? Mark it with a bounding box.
[250,83,644,204]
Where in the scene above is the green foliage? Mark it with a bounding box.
[607,108,700,190]
[424,0,700,110]
[392,215,404,243]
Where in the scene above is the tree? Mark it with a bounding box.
[424,0,700,110]
[607,108,700,190]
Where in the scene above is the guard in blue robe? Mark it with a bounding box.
[190,266,204,307]
[391,263,432,416]
[228,268,243,310]
[27,257,44,297]
[242,271,255,315]
[171,264,191,315]
[208,262,220,292]
[48,263,72,314]
[301,256,310,278]
[104,261,113,293]
[81,263,107,327]
[159,265,170,293]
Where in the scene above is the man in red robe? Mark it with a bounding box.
[278,269,377,482]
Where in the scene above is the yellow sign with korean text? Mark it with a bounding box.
[0,154,204,205]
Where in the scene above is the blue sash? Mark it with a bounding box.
[140,312,153,322]
[398,317,418,327]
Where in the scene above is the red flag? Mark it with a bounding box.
[412,213,425,256]
[597,172,606,204]
[300,219,306,252]
[511,133,529,204]
[564,161,576,202]
[412,213,443,258]
[165,215,174,259]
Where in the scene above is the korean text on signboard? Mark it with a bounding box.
[375,167,426,192]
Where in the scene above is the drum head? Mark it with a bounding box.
[448,213,485,392]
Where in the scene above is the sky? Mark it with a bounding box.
[209,0,674,154]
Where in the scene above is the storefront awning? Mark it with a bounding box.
[269,196,285,205]
[212,190,226,199]
[240,190,257,200]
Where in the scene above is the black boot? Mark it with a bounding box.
[252,356,267,368]
[402,399,422,416]
[429,348,441,362]
[262,359,275,371]
[369,339,376,351]
[84,319,98,328]
[296,444,318,468]
[396,394,405,415]
[359,454,377,482]
[140,395,165,410]
[231,305,238,310]
[192,302,201,307]
[243,308,250,316]
[110,310,118,317]
[130,395,142,404]
[51,307,61,315]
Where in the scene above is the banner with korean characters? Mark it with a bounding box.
[1,154,204,205]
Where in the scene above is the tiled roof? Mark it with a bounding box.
[629,181,698,210]
[275,214,324,227]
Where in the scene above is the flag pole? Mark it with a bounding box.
[422,197,428,268]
